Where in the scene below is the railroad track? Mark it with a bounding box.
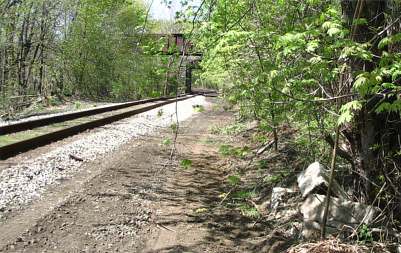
[0,94,204,160]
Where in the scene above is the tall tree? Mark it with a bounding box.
[341,0,401,202]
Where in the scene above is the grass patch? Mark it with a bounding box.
[239,204,260,219]
[210,122,246,135]
[180,159,193,169]
[257,159,269,170]
[193,104,205,112]
[219,144,250,158]
[170,123,178,133]
[227,175,241,186]
[232,189,257,199]
[74,101,82,110]
[263,171,291,185]
[162,138,172,146]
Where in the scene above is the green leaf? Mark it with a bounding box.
[376,100,401,113]
[227,175,241,186]
[322,21,334,30]
[162,138,172,146]
[353,73,371,96]
[309,56,322,64]
[354,75,368,89]
[180,159,193,169]
[338,101,362,125]
[352,18,368,26]
[306,40,319,52]
[378,33,401,49]
[378,37,391,49]
[327,27,341,37]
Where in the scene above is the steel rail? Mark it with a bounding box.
[0,95,195,160]
[0,95,188,135]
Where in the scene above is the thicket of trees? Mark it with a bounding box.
[0,0,184,116]
[193,0,401,219]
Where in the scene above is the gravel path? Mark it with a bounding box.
[0,96,208,217]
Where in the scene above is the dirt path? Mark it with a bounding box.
[0,98,273,253]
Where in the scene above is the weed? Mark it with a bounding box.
[233,190,257,199]
[157,109,164,117]
[200,138,216,145]
[252,133,269,144]
[180,159,193,169]
[193,104,205,112]
[74,101,82,110]
[219,144,250,158]
[263,171,291,185]
[257,159,269,170]
[358,224,373,243]
[162,138,171,146]
[210,122,246,135]
[170,123,178,133]
[264,175,282,184]
[239,204,260,219]
[47,96,62,106]
[227,175,241,186]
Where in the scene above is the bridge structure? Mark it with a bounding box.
[146,33,202,94]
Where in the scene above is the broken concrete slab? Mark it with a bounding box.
[300,194,379,239]
[271,187,297,210]
[297,162,347,199]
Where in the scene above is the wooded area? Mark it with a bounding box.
[0,0,185,117]
[193,0,401,237]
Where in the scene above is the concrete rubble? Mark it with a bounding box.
[297,162,347,199]
[300,194,379,238]
[271,187,297,210]
[296,162,380,239]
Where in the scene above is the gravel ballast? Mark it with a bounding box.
[0,96,209,216]
[0,102,118,127]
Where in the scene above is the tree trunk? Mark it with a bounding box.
[342,0,401,202]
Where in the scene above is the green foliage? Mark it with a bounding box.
[74,101,82,110]
[0,0,184,111]
[378,33,401,50]
[180,159,193,169]
[189,0,401,175]
[227,175,241,186]
[219,144,250,158]
[257,160,269,170]
[170,123,178,133]
[157,109,164,117]
[210,122,246,135]
[47,97,63,107]
[263,175,282,185]
[233,190,257,199]
[251,133,269,144]
[239,204,260,219]
[376,100,401,113]
[193,105,205,112]
[358,224,373,243]
[338,101,362,125]
[162,138,172,146]
[61,0,174,101]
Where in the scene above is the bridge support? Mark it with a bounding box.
[185,65,192,94]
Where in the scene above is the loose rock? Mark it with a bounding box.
[300,194,379,239]
[297,162,347,199]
